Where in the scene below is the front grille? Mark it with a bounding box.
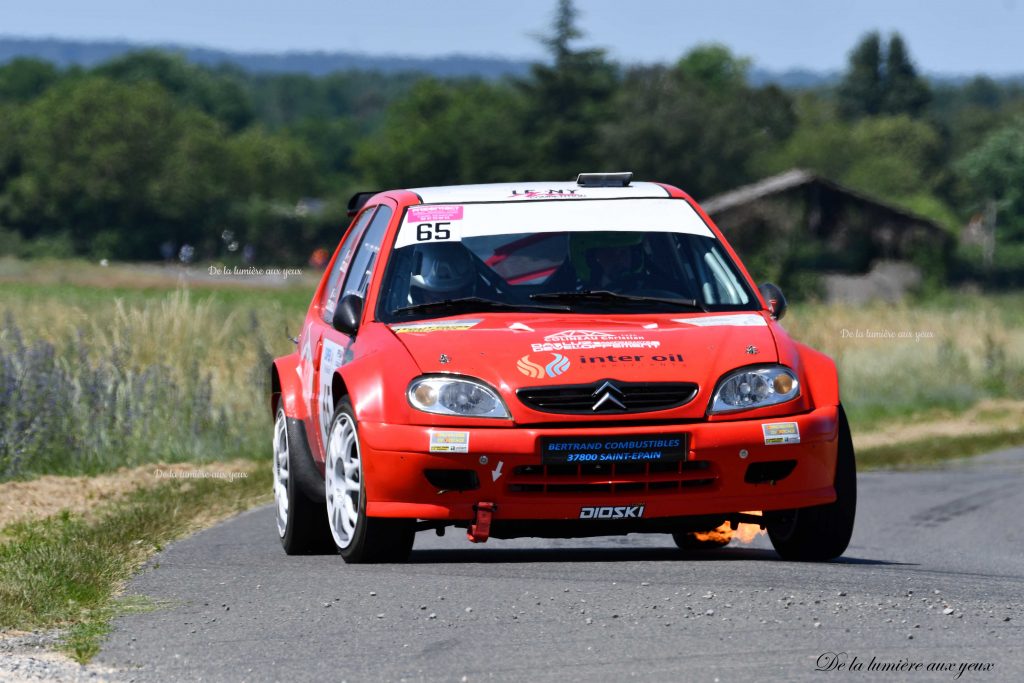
[507,460,717,495]
[517,380,699,414]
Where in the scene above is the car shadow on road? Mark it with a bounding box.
[407,546,911,566]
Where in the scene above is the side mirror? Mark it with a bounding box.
[332,294,363,336]
[758,282,787,321]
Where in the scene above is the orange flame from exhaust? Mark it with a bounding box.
[693,511,766,545]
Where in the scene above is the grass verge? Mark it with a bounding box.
[0,464,270,663]
[858,427,1024,470]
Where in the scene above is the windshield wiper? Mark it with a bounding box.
[393,296,570,316]
[529,290,707,311]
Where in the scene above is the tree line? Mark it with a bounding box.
[0,0,1022,283]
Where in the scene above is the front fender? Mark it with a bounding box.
[335,336,423,424]
[270,352,309,421]
[792,342,840,408]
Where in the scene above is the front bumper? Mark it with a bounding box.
[360,404,839,522]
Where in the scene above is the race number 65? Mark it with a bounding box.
[415,222,451,241]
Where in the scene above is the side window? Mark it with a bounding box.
[321,208,377,323]
[671,234,751,306]
[340,205,394,300]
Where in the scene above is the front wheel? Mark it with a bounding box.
[767,404,857,561]
[274,408,334,554]
[325,398,415,563]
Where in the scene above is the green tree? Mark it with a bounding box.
[96,51,255,130]
[958,120,1024,241]
[0,75,316,258]
[882,35,931,116]
[838,32,884,118]
[0,58,61,103]
[837,32,930,119]
[0,77,183,252]
[676,43,749,91]
[517,0,618,178]
[599,45,795,198]
[226,126,318,199]
[353,78,529,188]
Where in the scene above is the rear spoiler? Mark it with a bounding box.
[347,190,382,217]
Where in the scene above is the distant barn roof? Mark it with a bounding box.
[701,168,945,232]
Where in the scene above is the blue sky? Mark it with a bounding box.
[2,0,1022,75]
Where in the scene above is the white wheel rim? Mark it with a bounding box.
[326,413,361,549]
[273,411,289,538]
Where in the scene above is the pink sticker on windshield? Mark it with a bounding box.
[408,205,464,222]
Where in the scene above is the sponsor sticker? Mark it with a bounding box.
[508,189,585,199]
[318,339,348,449]
[576,352,683,365]
[542,435,687,464]
[762,422,800,445]
[429,431,470,453]
[407,205,465,222]
[391,318,482,334]
[517,353,570,378]
[580,505,646,519]
[673,314,768,327]
[531,329,661,352]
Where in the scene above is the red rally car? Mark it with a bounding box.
[270,172,856,563]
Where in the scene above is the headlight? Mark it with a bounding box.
[408,376,510,419]
[709,365,800,414]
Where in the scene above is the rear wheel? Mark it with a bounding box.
[767,405,857,561]
[274,408,333,554]
[325,398,415,563]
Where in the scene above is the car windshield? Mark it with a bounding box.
[377,199,757,322]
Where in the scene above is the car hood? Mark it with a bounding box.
[388,312,780,416]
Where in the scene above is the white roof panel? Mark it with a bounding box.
[394,197,713,249]
[409,181,670,204]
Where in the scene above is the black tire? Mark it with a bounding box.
[275,409,335,555]
[326,398,416,564]
[767,404,857,561]
[672,530,731,550]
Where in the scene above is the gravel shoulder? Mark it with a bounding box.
[0,631,116,682]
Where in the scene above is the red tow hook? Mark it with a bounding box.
[467,502,496,543]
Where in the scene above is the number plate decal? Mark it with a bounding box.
[540,435,687,465]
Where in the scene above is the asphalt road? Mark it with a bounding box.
[98,448,1023,682]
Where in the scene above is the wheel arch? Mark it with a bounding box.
[792,342,840,408]
[332,371,350,413]
[270,352,308,421]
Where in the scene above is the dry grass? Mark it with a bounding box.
[0,256,319,291]
[0,460,257,533]
[1,282,305,479]
[783,295,1024,429]
[3,289,286,426]
[852,398,1024,450]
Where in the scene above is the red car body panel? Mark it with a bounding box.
[270,181,842,530]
